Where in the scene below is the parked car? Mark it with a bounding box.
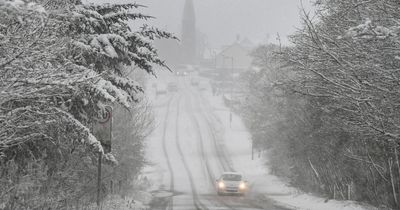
[155,84,167,95]
[216,172,248,196]
[198,81,208,91]
[190,78,199,86]
[167,82,179,92]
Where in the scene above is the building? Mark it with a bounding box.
[215,41,253,72]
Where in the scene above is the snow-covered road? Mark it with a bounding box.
[144,75,287,210]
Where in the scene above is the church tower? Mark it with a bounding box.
[181,0,196,64]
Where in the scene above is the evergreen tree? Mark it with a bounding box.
[0,0,174,208]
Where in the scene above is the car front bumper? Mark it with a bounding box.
[217,186,246,195]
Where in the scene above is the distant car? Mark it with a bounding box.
[216,172,248,196]
[178,64,195,71]
[175,71,188,77]
[175,64,196,76]
[190,78,199,86]
[198,81,207,91]
[167,82,179,92]
[155,84,167,95]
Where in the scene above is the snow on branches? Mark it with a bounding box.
[285,0,400,143]
[0,0,175,163]
[343,18,400,40]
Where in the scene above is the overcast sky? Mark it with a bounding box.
[87,0,315,47]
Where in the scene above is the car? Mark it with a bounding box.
[215,172,248,196]
[190,78,199,86]
[198,81,208,91]
[175,64,196,76]
[167,82,179,92]
[155,84,167,95]
[175,71,188,77]
[177,64,196,72]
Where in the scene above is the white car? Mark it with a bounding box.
[216,172,248,196]
[155,84,167,95]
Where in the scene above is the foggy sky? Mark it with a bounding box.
[141,0,314,47]
[86,0,314,47]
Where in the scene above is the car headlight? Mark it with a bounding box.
[218,181,225,189]
[239,182,246,190]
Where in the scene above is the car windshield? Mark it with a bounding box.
[222,174,242,181]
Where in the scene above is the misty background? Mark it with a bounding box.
[143,0,314,46]
[87,0,314,47]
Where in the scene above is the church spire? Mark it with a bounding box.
[181,0,196,64]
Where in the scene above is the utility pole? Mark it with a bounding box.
[92,106,113,207]
[229,56,234,128]
[97,152,102,207]
[251,139,254,160]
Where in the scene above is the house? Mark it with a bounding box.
[215,41,253,72]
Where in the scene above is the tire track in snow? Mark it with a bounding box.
[189,87,234,172]
[184,87,239,210]
[184,93,215,185]
[174,94,209,210]
[161,96,175,210]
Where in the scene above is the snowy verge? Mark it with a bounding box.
[203,91,379,210]
[86,192,151,210]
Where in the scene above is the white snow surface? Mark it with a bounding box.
[88,194,148,210]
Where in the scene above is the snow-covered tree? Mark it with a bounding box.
[279,0,400,208]
[0,0,174,208]
[240,1,400,208]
